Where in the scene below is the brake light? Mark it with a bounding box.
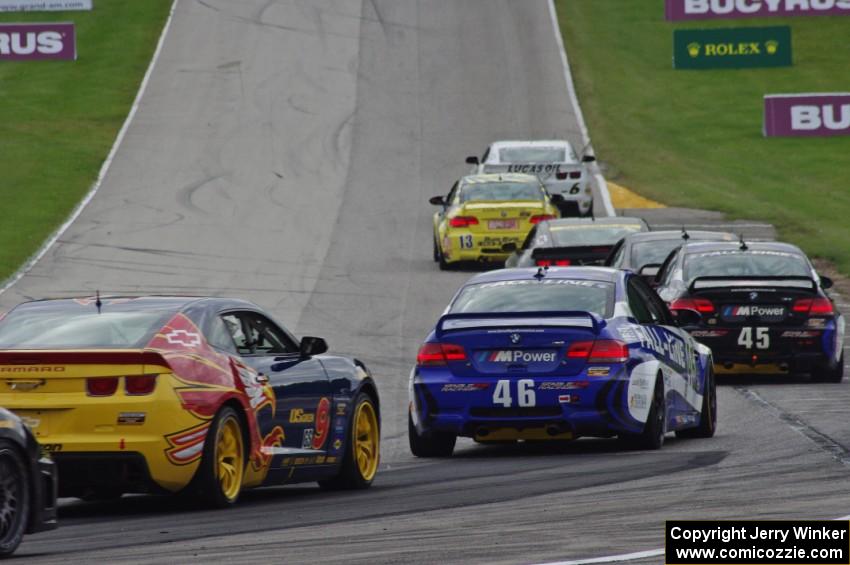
[87,377,118,397]
[567,340,629,364]
[555,259,571,266]
[793,297,834,315]
[669,298,715,314]
[449,216,478,228]
[126,374,157,395]
[416,343,467,366]
[556,172,568,180]
[530,214,556,225]
[569,171,581,179]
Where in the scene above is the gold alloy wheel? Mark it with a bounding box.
[215,416,244,501]
[354,400,379,481]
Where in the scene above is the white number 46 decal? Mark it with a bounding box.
[738,327,769,350]
[493,379,536,407]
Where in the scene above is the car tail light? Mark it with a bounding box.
[567,340,628,364]
[554,259,570,266]
[126,374,157,396]
[793,297,834,315]
[556,172,568,180]
[569,171,581,179]
[87,377,118,397]
[449,216,478,228]
[669,297,715,314]
[530,214,556,225]
[416,343,467,366]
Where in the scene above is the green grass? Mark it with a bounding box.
[556,1,850,272]
[0,0,172,281]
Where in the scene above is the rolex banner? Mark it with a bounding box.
[666,0,850,21]
[674,26,792,69]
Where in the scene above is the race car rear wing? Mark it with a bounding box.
[481,163,583,181]
[0,349,172,369]
[531,245,613,266]
[689,276,816,293]
[436,311,601,337]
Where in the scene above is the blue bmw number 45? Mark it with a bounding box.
[408,267,716,456]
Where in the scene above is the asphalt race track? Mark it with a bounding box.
[6,1,850,563]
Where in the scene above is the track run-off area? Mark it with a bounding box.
[7,1,850,563]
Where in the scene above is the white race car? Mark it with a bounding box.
[466,140,595,217]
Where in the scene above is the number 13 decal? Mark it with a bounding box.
[493,379,536,407]
[459,235,473,249]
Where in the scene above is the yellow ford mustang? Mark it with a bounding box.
[0,296,380,507]
[429,173,562,269]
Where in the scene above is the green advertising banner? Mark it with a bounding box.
[673,26,792,70]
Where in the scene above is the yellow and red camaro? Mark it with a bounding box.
[0,296,380,506]
[429,173,562,269]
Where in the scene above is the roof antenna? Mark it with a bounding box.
[739,234,748,251]
[95,290,102,314]
[534,266,548,281]
[681,226,690,240]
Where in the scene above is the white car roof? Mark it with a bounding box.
[487,140,578,164]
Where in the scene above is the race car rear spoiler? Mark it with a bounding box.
[531,245,613,266]
[689,276,816,293]
[0,349,172,369]
[436,311,601,337]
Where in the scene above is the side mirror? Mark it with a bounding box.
[501,242,518,253]
[465,156,480,165]
[638,264,661,278]
[550,193,565,204]
[820,275,834,289]
[581,155,596,163]
[429,195,446,206]
[300,336,328,357]
[671,309,701,327]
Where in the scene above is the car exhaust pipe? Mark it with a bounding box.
[476,426,489,438]
[723,362,733,370]
[546,425,562,437]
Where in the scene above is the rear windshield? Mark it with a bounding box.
[550,224,643,247]
[685,250,810,283]
[0,308,175,349]
[498,147,568,164]
[631,240,685,269]
[450,279,613,318]
[461,182,544,202]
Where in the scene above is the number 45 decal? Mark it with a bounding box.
[738,327,769,350]
[493,379,536,407]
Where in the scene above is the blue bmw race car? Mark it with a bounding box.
[408,267,716,456]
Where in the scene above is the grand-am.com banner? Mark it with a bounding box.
[0,0,91,11]
[666,0,850,21]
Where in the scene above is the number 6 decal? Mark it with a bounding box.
[493,379,536,407]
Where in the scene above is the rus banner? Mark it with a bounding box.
[674,26,791,69]
[764,93,850,137]
[0,22,76,61]
[666,0,850,21]
[0,0,92,11]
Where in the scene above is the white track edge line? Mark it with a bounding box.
[546,0,615,218]
[0,0,180,298]
[533,515,850,564]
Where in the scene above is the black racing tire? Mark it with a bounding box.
[676,367,716,439]
[432,235,439,262]
[437,247,451,271]
[621,375,666,450]
[817,353,844,383]
[408,412,456,457]
[0,440,29,558]
[583,201,594,218]
[319,393,380,490]
[193,406,246,509]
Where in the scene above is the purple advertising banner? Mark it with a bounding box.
[666,0,850,21]
[764,93,850,137]
[0,22,75,61]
